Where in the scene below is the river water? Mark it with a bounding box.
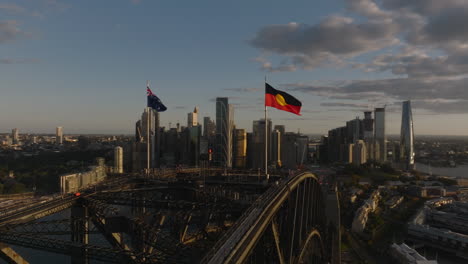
[415,163,468,178]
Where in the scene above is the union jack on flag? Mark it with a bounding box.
[146,87,154,96]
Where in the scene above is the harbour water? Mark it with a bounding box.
[415,163,468,178]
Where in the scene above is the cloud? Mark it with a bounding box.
[250,0,468,79]
[286,77,468,114]
[224,87,261,93]
[0,20,28,43]
[381,0,468,16]
[0,58,39,64]
[248,0,468,117]
[250,15,399,71]
[346,0,391,19]
[208,96,243,103]
[419,8,468,45]
[0,4,27,15]
[320,102,369,108]
[360,48,468,78]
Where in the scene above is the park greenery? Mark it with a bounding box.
[0,149,110,194]
[340,162,400,186]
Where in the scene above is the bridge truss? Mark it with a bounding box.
[0,170,338,264]
[203,172,337,264]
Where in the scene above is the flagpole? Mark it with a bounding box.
[147,81,150,177]
[264,76,269,180]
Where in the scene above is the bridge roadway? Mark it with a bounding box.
[203,171,323,264]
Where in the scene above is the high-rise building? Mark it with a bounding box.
[187,107,199,128]
[12,128,19,145]
[346,118,362,144]
[400,100,415,170]
[347,143,354,164]
[215,97,233,168]
[273,125,285,136]
[252,119,272,169]
[374,107,386,163]
[56,126,63,145]
[363,111,374,160]
[271,129,281,167]
[203,116,216,138]
[188,125,202,166]
[352,140,367,165]
[282,133,308,168]
[363,112,374,139]
[233,129,247,168]
[114,146,124,173]
[132,108,160,171]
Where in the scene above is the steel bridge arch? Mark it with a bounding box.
[203,171,329,264]
[297,228,324,263]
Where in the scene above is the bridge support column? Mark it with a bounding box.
[71,203,89,264]
[180,213,192,243]
[271,220,285,264]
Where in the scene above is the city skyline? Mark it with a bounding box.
[1,0,468,135]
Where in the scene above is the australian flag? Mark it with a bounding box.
[147,86,167,112]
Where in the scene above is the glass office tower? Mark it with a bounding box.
[400,100,415,170]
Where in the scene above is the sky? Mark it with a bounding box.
[1,0,468,135]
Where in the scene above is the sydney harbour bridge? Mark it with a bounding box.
[0,168,340,264]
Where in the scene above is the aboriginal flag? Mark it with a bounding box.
[265,83,302,115]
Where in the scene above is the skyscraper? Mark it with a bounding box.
[252,119,272,169]
[281,133,308,169]
[363,111,374,160]
[271,129,281,167]
[400,100,415,170]
[114,146,124,173]
[56,126,63,145]
[215,97,233,168]
[352,140,367,165]
[187,106,199,128]
[363,112,373,139]
[132,108,160,171]
[12,128,19,145]
[374,107,386,163]
[188,125,202,166]
[233,129,247,168]
[203,116,216,138]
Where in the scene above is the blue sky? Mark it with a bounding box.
[1,0,468,135]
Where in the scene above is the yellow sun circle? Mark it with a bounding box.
[275,94,287,106]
